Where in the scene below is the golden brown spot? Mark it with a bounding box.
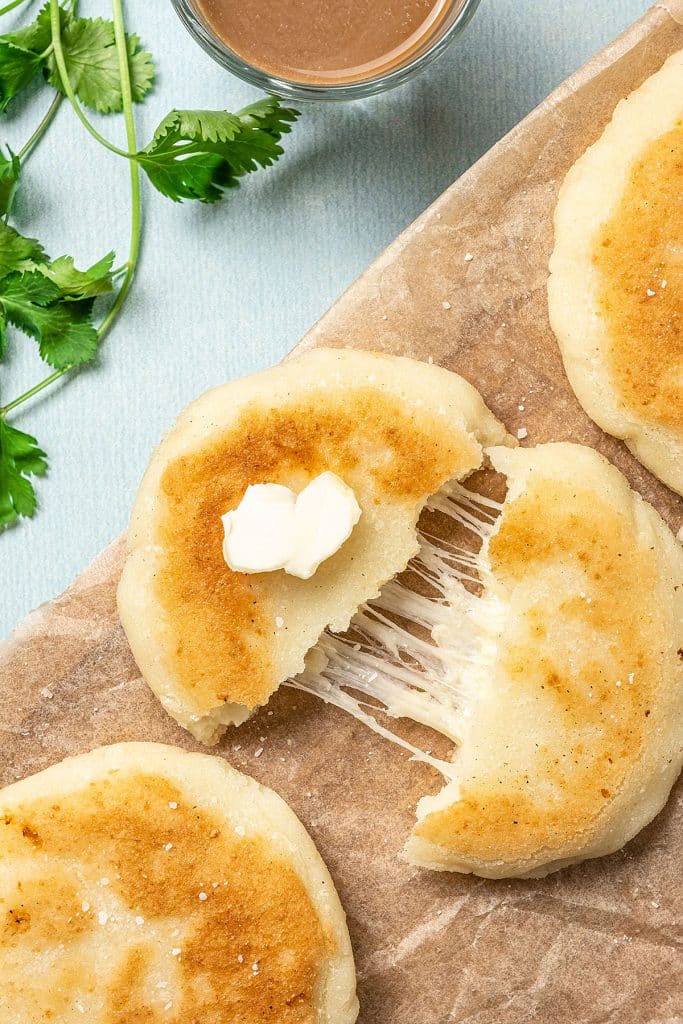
[0,773,328,1023]
[157,388,478,710]
[417,480,663,863]
[20,824,41,847]
[593,122,683,429]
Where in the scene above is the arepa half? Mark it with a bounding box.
[118,348,508,742]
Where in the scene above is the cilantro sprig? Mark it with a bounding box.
[0,0,299,527]
[0,3,153,113]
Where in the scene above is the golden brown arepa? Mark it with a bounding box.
[118,348,508,742]
[0,742,358,1023]
[406,444,683,877]
[549,49,683,494]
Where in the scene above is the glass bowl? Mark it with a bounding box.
[170,0,483,102]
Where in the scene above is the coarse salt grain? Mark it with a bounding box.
[254,747,264,758]
[646,288,656,297]
[98,911,108,926]
[442,300,451,310]
[198,892,208,901]
[464,252,473,262]
[517,427,528,440]
[164,843,173,851]
[171,948,181,957]
[81,901,90,913]
[275,616,284,628]
[238,954,244,963]
[168,802,178,810]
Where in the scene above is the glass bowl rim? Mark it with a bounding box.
[170,0,483,101]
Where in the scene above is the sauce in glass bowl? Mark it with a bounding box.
[173,0,481,99]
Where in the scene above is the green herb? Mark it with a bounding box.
[47,15,155,113]
[0,4,153,113]
[137,101,298,203]
[0,0,299,527]
[0,144,19,214]
[0,418,47,527]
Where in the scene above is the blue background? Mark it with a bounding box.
[0,0,647,638]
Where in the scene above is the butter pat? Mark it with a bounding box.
[222,472,361,579]
[286,472,361,579]
[222,484,296,573]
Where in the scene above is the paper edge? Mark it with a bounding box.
[295,3,681,353]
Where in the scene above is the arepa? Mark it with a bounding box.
[0,742,358,1023]
[118,348,508,742]
[548,49,683,494]
[300,442,683,877]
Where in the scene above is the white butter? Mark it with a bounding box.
[222,483,296,573]
[286,471,361,580]
[222,472,361,579]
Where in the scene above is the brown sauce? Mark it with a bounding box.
[193,0,460,84]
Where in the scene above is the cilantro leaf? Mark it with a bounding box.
[42,251,115,300]
[0,270,98,368]
[0,418,47,527]
[48,17,155,113]
[34,301,97,367]
[0,147,20,217]
[0,41,43,113]
[136,98,299,203]
[0,222,46,279]
[0,4,71,113]
[2,3,61,54]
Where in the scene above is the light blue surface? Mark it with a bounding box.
[0,0,647,638]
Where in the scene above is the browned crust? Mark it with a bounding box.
[156,387,479,710]
[415,479,663,863]
[1,772,330,1023]
[594,120,683,430]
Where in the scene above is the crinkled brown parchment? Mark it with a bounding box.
[1,5,682,1022]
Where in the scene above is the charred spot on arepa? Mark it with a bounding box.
[593,121,683,430]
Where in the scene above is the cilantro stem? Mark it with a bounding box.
[1,0,142,421]
[48,0,131,160]
[0,369,65,417]
[100,0,140,342]
[0,0,29,16]
[18,92,63,160]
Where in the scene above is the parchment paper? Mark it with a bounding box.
[2,5,682,1022]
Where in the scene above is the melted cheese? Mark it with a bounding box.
[290,482,505,777]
